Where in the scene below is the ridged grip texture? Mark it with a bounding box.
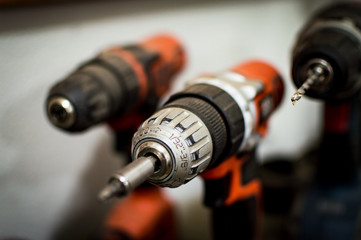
[47,63,120,132]
[165,97,227,166]
[167,84,245,166]
[92,54,140,113]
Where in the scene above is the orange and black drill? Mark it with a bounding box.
[289,2,361,239]
[45,34,185,240]
[99,60,284,239]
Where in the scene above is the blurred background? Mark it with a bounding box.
[0,0,335,239]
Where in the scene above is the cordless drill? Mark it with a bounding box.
[99,60,284,239]
[45,34,186,240]
[290,2,361,239]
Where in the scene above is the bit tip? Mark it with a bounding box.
[98,180,125,202]
[291,91,303,106]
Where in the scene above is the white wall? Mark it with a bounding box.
[0,0,332,239]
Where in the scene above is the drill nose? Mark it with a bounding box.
[47,96,75,129]
[98,155,158,202]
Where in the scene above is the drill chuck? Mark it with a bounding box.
[47,63,118,131]
[292,2,361,101]
[291,59,334,104]
[46,35,185,132]
[132,107,215,187]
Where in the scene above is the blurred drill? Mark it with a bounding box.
[290,2,361,239]
[291,1,361,104]
[45,35,185,240]
[46,34,185,134]
[290,1,361,178]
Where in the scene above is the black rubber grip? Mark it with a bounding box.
[204,173,231,207]
[166,84,245,166]
[165,97,227,164]
[89,54,139,113]
[204,151,261,240]
[212,197,258,240]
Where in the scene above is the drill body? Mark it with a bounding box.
[45,35,186,240]
[291,2,361,239]
[100,61,284,240]
[100,61,283,239]
[102,60,283,195]
[130,61,283,188]
[291,0,361,188]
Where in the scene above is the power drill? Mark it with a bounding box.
[45,34,185,240]
[46,34,185,136]
[99,60,284,239]
[290,2,361,239]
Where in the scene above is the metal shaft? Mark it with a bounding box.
[291,73,319,105]
[98,155,158,201]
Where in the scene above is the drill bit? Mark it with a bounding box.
[98,155,158,202]
[291,63,328,105]
[98,180,124,202]
[291,74,318,105]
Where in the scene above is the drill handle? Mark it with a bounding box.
[202,151,262,240]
